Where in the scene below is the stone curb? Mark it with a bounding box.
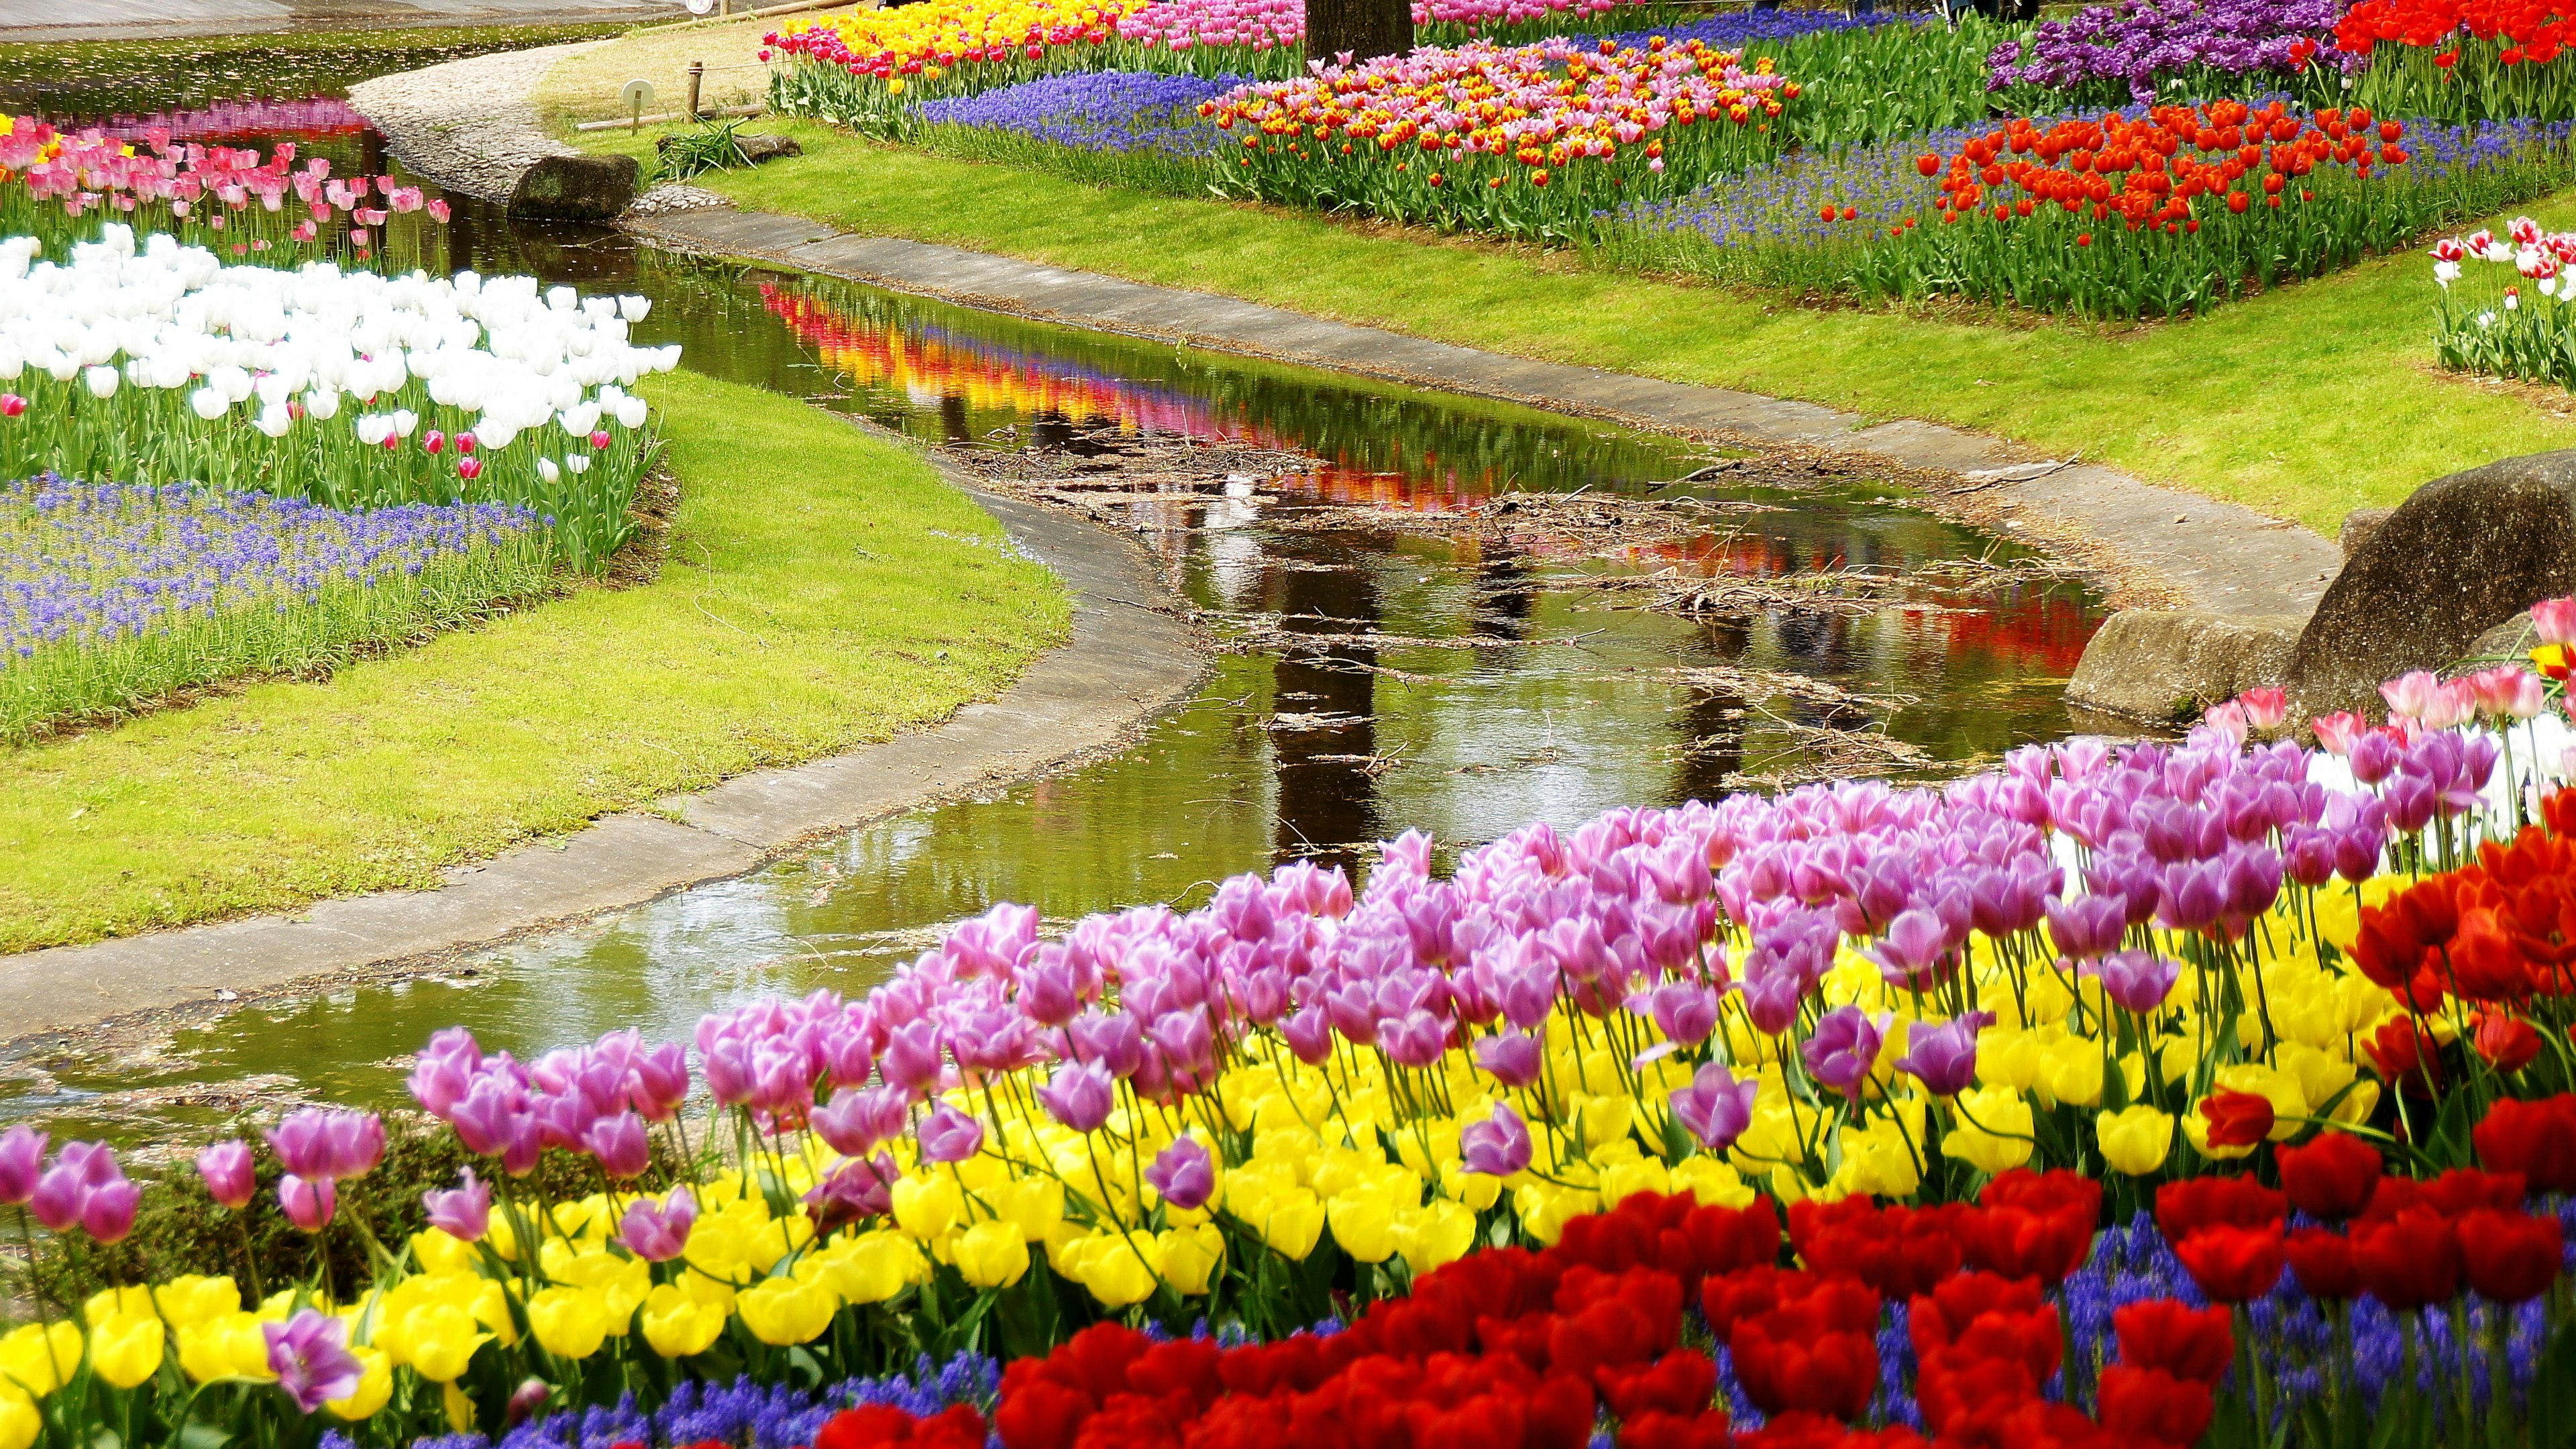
[629,207,2345,622]
[0,450,1206,1051]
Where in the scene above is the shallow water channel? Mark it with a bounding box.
[0,95,2106,1139]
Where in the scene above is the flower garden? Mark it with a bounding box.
[0,119,679,738]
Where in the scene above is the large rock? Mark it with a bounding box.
[2064,611,2304,722]
[508,154,640,221]
[2283,450,2576,718]
[2340,506,2393,557]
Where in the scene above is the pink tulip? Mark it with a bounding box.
[278,1173,336,1232]
[590,429,612,451]
[0,395,23,419]
[457,456,482,482]
[197,1140,256,1210]
[423,430,445,454]
[2536,596,2576,646]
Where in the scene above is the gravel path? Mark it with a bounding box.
[347,42,598,203]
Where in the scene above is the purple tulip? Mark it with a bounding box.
[582,1112,651,1180]
[1474,1030,1543,1088]
[29,1140,107,1234]
[1036,1060,1115,1134]
[1894,1014,1988,1097]
[0,1127,48,1207]
[1643,981,1719,1046]
[1145,1134,1216,1211]
[619,1187,696,1262]
[1669,1061,1758,1150]
[2044,892,2127,962]
[2348,729,2400,785]
[1458,1101,1532,1177]
[1736,961,1804,1036]
[264,1109,339,1181]
[805,1153,897,1230]
[424,1169,491,1242]
[916,1103,984,1165]
[1801,1006,1890,1100]
[266,1309,363,1413]
[198,1140,256,1210]
[629,1042,692,1121]
[1379,1010,1447,1068]
[1867,908,1957,989]
[881,1020,947,1094]
[1279,1006,1334,1066]
[2091,949,2181,1015]
[1067,1010,1147,1078]
[278,1174,337,1233]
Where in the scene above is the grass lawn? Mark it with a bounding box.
[586,115,2576,535]
[0,374,1069,955]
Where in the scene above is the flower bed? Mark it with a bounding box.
[0,228,679,571]
[2337,0,2576,122]
[6,612,2576,1445]
[0,117,442,265]
[1984,0,2347,108]
[2428,212,2576,385]
[1203,37,1793,242]
[0,478,548,742]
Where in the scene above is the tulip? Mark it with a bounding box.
[581,1112,651,1179]
[0,1128,44,1206]
[1669,1061,1758,1150]
[1894,1014,1986,1096]
[1146,1133,1217,1211]
[88,1315,163,1390]
[0,395,22,419]
[266,1310,363,1413]
[2459,1208,2562,1302]
[526,1287,611,1360]
[2095,1105,2174,1175]
[2172,1224,2286,1303]
[1801,1006,1890,1099]
[955,1219,1032,1289]
[2286,1226,2364,1299]
[1034,1061,1114,1134]
[197,1140,256,1210]
[619,1187,696,1262]
[1458,1100,1532,1177]
[640,1283,725,1358]
[2277,1130,2380,1219]
[916,1102,984,1164]
[423,1169,491,1241]
[278,1173,337,1232]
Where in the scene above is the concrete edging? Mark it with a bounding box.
[0,459,1205,1051]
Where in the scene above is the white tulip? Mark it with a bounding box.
[254,405,292,439]
[189,386,229,421]
[565,453,590,475]
[82,364,118,399]
[304,388,341,421]
[392,409,419,439]
[614,395,649,429]
[537,458,561,483]
[619,295,651,323]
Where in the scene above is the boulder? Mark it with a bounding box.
[2339,506,2393,558]
[2282,450,2576,718]
[2064,611,2304,722]
[2471,611,2537,663]
[508,154,641,222]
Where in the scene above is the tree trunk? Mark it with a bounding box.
[1305,0,1412,66]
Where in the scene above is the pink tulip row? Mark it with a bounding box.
[1107,0,1633,51]
[79,100,375,146]
[0,121,445,257]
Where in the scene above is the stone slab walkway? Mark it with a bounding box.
[636,207,2346,621]
[0,475,1203,1050]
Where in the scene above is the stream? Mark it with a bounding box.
[0,77,2107,1143]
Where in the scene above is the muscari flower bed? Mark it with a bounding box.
[0,477,547,742]
[13,614,2576,1447]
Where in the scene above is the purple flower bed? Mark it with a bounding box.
[0,476,537,657]
[1984,0,2347,103]
[1602,9,1884,48]
[916,70,1244,158]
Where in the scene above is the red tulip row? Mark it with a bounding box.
[806,1181,2229,1449]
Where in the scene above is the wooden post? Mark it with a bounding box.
[687,62,705,121]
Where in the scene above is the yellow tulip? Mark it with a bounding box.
[737,1276,838,1346]
[995,1177,1065,1241]
[818,1232,924,1305]
[1158,1223,1225,1295]
[152,1276,242,1330]
[892,1174,965,1240]
[2096,1106,2175,1176]
[443,1379,477,1432]
[2037,1038,2105,1109]
[328,1347,392,1421]
[1065,1234,1159,1308]
[955,1220,1032,1290]
[1669,1156,1756,1209]
[1391,1199,1477,1277]
[1254,1187,1326,1260]
[0,1322,83,1397]
[2213,1063,2306,1142]
[0,1388,34,1449]
[88,1314,163,1390]
[1576,1095,1633,1150]
[2182,1100,2258,1161]
[396,1302,492,1383]
[1599,1157,1671,1209]
[84,1286,154,1327]
[1328,1189,1398,1263]
[1942,1087,2035,1175]
[1837,1120,1923,1199]
[543,1246,649,1331]
[641,1283,729,1358]
[413,1228,480,1277]
[526,1287,611,1361]
[175,1313,274,1384]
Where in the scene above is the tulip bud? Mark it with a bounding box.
[458,457,482,482]
[0,395,23,419]
[197,1140,256,1211]
[590,429,611,451]
[424,429,445,454]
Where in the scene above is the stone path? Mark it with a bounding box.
[0,472,1203,1049]
[0,0,671,43]
[346,42,596,201]
[637,207,2346,621]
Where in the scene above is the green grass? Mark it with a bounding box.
[0,373,1070,953]
[587,118,2576,535]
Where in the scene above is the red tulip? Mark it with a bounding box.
[2459,1209,2563,1303]
[0,394,20,418]
[2097,1365,2215,1447]
[2200,1090,2276,1148]
[2172,1224,2286,1303]
[2110,1299,2233,1385]
[455,432,478,455]
[458,457,483,482]
[2277,1132,2380,1219]
[2472,1011,2542,1073]
[590,429,612,450]
[2155,1175,2285,1242]
[2286,1228,2365,1300]
[2355,1210,2461,1311]
[2474,1094,2576,1193]
[423,429,445,455]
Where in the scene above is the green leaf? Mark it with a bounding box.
[2528,1322,2576,1449]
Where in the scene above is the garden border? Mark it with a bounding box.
[0,443,1205,1053]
